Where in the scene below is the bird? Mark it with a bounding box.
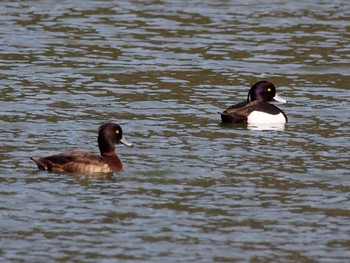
[30,123,133,175]
[219,80,287,124]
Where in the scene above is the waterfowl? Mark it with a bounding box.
[219,81,288,124]
[31,123,133,175]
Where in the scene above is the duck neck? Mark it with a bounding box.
[98,136,115,155]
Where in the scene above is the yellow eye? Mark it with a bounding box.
[115,130,119,134]
[267,88,271,92]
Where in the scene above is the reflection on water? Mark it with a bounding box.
[0,0,349,262]
[247,123,286,131]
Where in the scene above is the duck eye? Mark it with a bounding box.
[267,88,271,92]
[115,130,120,134]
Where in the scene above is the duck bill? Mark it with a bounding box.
[120,137,133,147]
[273,93,287,103]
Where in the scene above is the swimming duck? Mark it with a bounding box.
[219,81,288,124]
[31,123,133,174]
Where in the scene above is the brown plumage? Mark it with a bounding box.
[30,123,133,175]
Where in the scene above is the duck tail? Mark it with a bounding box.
[218,111,230,123]
[30,157,50,171]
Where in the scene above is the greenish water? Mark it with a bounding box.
[1,0,349,262]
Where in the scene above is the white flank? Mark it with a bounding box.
[247,111,286,124]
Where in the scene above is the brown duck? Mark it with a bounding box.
[31,123,133,175]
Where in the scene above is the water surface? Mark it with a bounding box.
[0,0,349,262]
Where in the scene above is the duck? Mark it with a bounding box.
[219,80,288,124]
[30,123,133,175]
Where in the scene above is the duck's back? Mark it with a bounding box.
[31,151,111,174]
[220,100,250,123]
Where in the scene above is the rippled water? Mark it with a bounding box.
[1,0,349,262]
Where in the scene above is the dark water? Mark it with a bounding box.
[1,0,349,262]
